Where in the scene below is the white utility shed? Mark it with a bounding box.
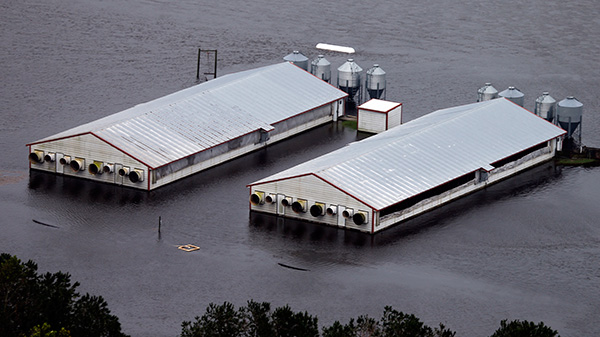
[248,98,566,234]
[27,62,347,190]
[357,99,402,133]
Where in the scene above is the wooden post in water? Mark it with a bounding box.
[196,48,201,80]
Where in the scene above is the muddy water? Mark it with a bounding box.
[1,0,599,336]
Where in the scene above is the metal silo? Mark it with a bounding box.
[534,92,557,123]
[499,86,525,107]
[365,64,386,99]
[337,59,362,100]
[310,55,331,82]
[283,51,309,71]
[557,96,583,139]
[477,83,498,102]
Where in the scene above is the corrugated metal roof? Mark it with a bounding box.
[28,62,347,168]
[250,98,566,210]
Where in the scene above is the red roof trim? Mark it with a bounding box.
[246,173,314,187]
[26,132,91,147]
[90,133,154,169]
[247,172,378,213]
[311,174,378,210]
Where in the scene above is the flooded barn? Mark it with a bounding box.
[248,98,566,233]
[27,62,347,190]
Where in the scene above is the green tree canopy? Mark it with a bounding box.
[0,253,128,337]
[489,319,560,337]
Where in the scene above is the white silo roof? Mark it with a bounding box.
[249,98,566,211]
[28,62,347,169]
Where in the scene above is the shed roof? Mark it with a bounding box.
[250,98,566,210]
[358,99,401,113]
[28,62,347,169]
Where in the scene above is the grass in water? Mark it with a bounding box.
[342,120,357,129]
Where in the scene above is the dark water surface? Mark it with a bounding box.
[2,1,599,336]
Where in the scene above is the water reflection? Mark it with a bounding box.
[28,171,149,206]
[249,211,374,247]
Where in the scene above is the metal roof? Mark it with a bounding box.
[28,62,347,168]
[250,98,567,210]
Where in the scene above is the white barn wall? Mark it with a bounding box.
[358,110,387,133]
[29,134,147,189]
[250,174,374,232]
[388,105,402,129]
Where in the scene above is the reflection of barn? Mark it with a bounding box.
[248,98,566,234]
[27,62,347,190]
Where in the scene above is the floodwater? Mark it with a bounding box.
[2,0,600,336]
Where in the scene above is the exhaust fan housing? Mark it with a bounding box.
[29,150,44,164]
[69,158,85,172]
[250,191,265,205]
[291,199,307,213]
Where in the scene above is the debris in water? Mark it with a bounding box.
[32,219,59,228]
[277,262,309,271]
[178,244,200,252]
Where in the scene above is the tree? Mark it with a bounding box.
[321,308,455,337]
[26,323,71,337]
[180,301,319,337]
[243,300,275,337]
[181,302,245,337]
[321,315,379,337]
[489,319,559,337]
[271,305,319,337]
[0,253,128,337]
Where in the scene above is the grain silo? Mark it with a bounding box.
[534,92,557,123]
[310,55,331,82]
[477,83,498,101]
[556,96,583,150]
[27,62,347,190]
[499,86,525,106]
[283,51,309,71]
[365,64,386,99]
[337,59,363,101]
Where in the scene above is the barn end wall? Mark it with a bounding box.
[377,142,556,232]
[249,174,374,233]
[28,134,148,189]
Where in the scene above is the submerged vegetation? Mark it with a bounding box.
[2,254,560,337]
[341,119,358,129]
